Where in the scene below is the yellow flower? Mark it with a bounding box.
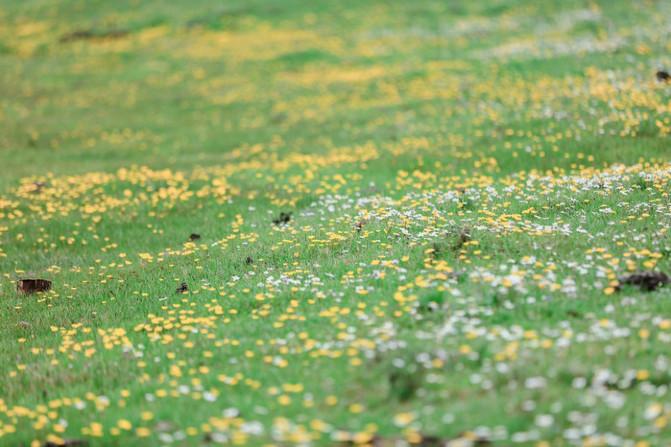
[117,419,132,430]
[136,427,151,437]
[393,412,415,426]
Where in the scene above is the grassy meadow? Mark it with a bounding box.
[2,0,671,445]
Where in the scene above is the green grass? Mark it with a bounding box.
[1,0,671,445]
